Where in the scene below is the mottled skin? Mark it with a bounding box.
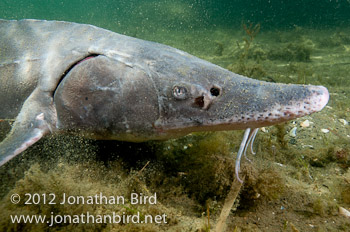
[0,19,329,166]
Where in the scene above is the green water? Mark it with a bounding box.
[2,0,350,72]
[1,0,350,32]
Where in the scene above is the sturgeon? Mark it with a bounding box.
[0,20,329,181]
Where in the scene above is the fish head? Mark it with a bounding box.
[54,45,329,141]
[150,53,329,138]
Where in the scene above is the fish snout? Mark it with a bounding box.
[306,85,329,113]
[229,84,330,128]
[269,85,329,123]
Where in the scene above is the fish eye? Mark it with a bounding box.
[210,86,221,97]
[172,86,188,100]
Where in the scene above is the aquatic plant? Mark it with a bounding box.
[312,198,327,216]
[267,43,312,62]
[341,185,350,205]
[157,132,236,204]
[237,167,285,210]
[275,123,288,149]
[241,23,260,58]
[228,22,267,79]
[214,41,224,56]
[0,162,175,231]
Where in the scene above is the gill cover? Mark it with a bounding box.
[53,55,159,140]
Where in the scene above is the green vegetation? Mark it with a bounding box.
[267,43,312,62]
[228,22,267,79]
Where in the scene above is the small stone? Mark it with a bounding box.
[274,162,285,167]
[339,119,348,126]
[289,127,297,137]
[321,129,329,133]
[302,145,314,149]
[300,119,310,128]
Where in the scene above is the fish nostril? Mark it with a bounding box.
[194,96,205,108]
[210,87,220,97]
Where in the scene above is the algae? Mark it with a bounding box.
[227,22,268,79]
[238,167,285,210]
[267,43,312,62]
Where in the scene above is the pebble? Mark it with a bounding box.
[339,119,348,126]
[274,162,285,167]
[321,128,330,133]
[302,145,314,149]
[289,127,297,137]
[300,119,310,128]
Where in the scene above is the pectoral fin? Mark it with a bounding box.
[0,89,56,166]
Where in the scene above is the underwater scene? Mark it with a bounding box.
[0,0,350,231]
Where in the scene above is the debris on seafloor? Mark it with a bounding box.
[339,207,350,218]
[300,119,311,128]
[215,176,244,232]
[289,127,297,137]
[339,119,348,126]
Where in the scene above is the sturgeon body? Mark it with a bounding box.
[0,19,329,167]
